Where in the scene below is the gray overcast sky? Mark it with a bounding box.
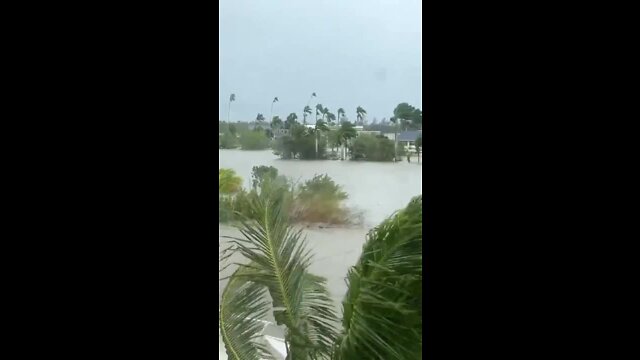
[219,0,421,123]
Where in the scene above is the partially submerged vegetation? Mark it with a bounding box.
[218,167,352,225]
[219,193,423,359]
[220,99,423,162]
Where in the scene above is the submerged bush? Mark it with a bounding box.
[219,168,351,225]
[292,174,349,224]
[350,134,395,161]
[219,131,239,149]
[239,130,271,150]
[272,124,327,160]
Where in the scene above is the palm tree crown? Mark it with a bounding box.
[337,108,345,122]
[356,106,367,125]
[303,105,312,124]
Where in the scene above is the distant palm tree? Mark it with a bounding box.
[285,113,298,130]
[303,106,312,124]
[255,113,265,131]
[270,96,279,123]
[356,106,367,125]
[337,108,345,123]
[315,104,324,123]
[338,121,357,160]
[311,119,329,159]
[269,116,283,139]
[271,116,283,129]
[303,92,316,125]
[306,92,316,107]
[227,93,235,123]
[326,111,336,125]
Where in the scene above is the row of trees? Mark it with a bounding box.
[223,94,423,161]
[273,121,358,160]
[226,92,422,131]
[226,92,369,126]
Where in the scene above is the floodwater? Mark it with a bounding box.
[218,149,422,357]
[219,149,422,227]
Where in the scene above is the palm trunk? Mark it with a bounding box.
[315,133,318,159]
[227,101,231,123]
[270,102,274,123]
[394,131,397,162]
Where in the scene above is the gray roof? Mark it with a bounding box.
[397,130,422,142]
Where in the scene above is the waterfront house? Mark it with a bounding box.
[397,130,422,147]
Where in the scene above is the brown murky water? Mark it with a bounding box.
[218,149,422,357]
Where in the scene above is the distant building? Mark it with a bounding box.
[356,130,382,137]
[273,128,289,138]
[397,130,422,146]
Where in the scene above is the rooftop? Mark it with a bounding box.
[397,130,422,142]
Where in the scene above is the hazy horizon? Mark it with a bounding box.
[219,0,422,123]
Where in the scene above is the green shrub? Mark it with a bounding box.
[219,131,239,149]
[239,130,271,150]
[272,124,327,160]
[218,168,349,225]
[350,134,395,161]
[293,174,348,223]
[219,168,243,194]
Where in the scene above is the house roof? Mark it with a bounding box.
[397,130,422,142]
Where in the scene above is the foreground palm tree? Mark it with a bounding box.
[220,192,423,359]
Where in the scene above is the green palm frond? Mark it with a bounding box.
[223,186,338,358]
[220,266,276,360]
[334,195,423,360]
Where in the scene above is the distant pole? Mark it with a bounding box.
[394,121,399,162]
[270,102,274,123]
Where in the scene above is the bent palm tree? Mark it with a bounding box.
[313,119,329,159]
[221,188,339,359]
[337,108,345,123]
[220,193,423,359]
[228,93,236,123]
[356,106,366,126]
[338,121,357,160]
[270,96,279,123]
[304,93,316,124]
[285,113,298,130]
[303,106,312,125]
[315,104,324,123]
